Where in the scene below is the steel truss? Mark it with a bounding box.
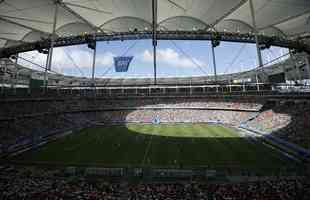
[0,30,309,58]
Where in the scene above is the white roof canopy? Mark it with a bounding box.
[0,0,310,50]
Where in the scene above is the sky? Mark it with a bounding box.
[18,39,289,78]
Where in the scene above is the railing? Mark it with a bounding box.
[1,30,309,58]
[0,83,270,97]
[0,83,310,101]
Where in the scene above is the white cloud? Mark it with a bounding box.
[141,48,206,68]
[19,47,115,74]
[97,52,115,66]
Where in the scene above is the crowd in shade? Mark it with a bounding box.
[0,115,75,149]
[0,98,263,118]
[1,97,310,152]
[0,98,261,149]
[0,167,124,200]
[246,110,291,132]
[0,109,257,150]
[245,101,310,149]
[0,167,309,200]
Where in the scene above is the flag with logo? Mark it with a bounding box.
[114,56,133,72]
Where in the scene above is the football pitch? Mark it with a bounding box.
[13,124,296,170]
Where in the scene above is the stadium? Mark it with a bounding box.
[1,0,310,199]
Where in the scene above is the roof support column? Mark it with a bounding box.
[1,65,3,94]
[305,54,310,85]
[152,0,158,85]
[44,1,59,92]
[249,0,262,91]
[243,82,246,92]
[282,61,287,83]
[44,50,50,92]
[289,50,301,84]
[13,56,18,95]
[2,59,7,93]
[211,42,217,83]
[153,40,157,85]
[91,41,97,88]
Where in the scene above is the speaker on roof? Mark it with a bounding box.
[211,39,220,48]
[35,43,49,54]
[86,36,96,50]
[211,33,221,48]
[10,55,17,60]
[87,41,96,50]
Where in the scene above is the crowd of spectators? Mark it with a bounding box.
[0,107,257,149]
[281,109,310,149]
[244,101,310,149]
[0,98,262,152]
[0,166,309,200]
[1,97,310,153]
[0,115,76,149]
[245,110,291,133]
[91,109,256,125]
[211,179,309,200]
[0,98,263,119]
[0,167,124,200]
[97,98,263,111]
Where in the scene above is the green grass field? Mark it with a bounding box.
[13,124,296,170]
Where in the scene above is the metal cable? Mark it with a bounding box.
[63,48,85,76]
[223,43,247,74]
[170,40,209,75]
[101,40,139,85]
[17,56,60,75]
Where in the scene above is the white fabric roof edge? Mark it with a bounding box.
[0,0,310,50]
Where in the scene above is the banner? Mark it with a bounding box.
[114,56,133,72]
[152,115,161,124]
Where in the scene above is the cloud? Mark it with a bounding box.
[97,52,115,66]
[19,47,115,74]
[141,48,205,68]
